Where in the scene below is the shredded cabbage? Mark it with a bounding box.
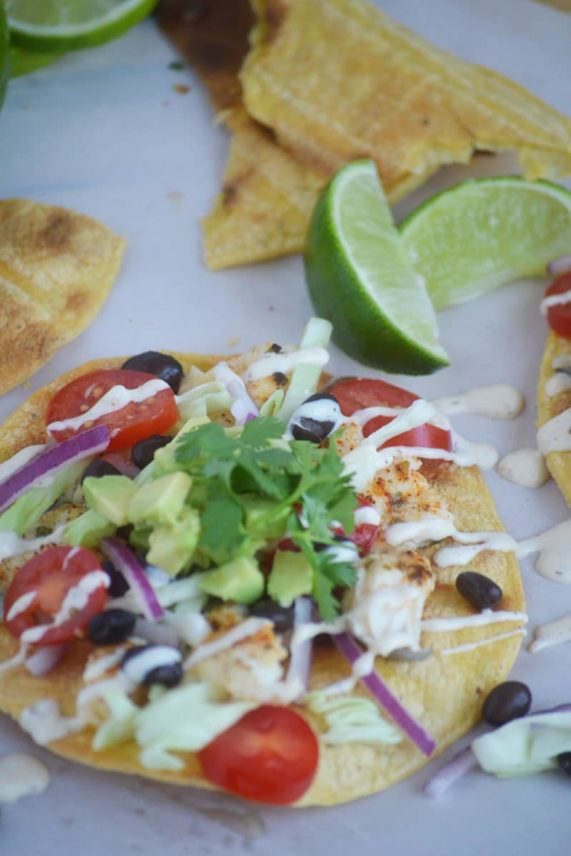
[277,318,332,421]
[306,692,402,746]
[0,461,85,536]
[176,381,232,422]
[472,710,571,777]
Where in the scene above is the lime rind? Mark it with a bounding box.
[400,176,571,309]
[305,160,449,374]
[7,0,158,51]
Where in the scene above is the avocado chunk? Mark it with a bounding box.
[128,472,192,528]
[267,550,313,607]
[242,497,289,541]
[83,475,138,527]
[152,416,210,476]
[64,508,117,548]
[199,556,264,604]
[147,507,200,576]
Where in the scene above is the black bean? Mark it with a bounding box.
[122,351,183,393]
[131,434,171,469]
[122,645,183,688]
[250,598,295,633]
[81,459,121,483]
[290,392,341,444]
[483,681,532,726]
[143,662,183,688]
[556,752,571,777]
[88,609,137,645]
[292,417,335,443]
[456,571,503,611]
[102,560,129,598]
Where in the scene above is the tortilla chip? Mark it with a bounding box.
[537,331,571,503]
[0,353,524,805]
[0,199,125,395]
[242,0,571,196]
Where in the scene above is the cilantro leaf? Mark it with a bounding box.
[240,416,286,447]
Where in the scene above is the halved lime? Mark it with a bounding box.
[304,160,449,375]
[6,0,158,51]
[10,45,63,77]
[0,2,10,109]
[400,177,571,310]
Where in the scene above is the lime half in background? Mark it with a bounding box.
[0,1,10,108]
[6,0,158,51]
[304,159,450,375]
[400,177,571,310]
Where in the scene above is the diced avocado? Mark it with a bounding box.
[129,472,192,529]
[147,508,200,576]
[267,550,313,607]
[199,556,264,605]
[242,497,289,541]
[83,475,138,527]
[64,508,116,548]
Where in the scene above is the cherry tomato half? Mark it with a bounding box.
[544,271,571,339]
[328,376,452,452]
[198,705,319,804]
[3,546,108,647]
[350,496,381,556]
[46,369,179,452]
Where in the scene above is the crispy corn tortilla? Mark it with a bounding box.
[156,0,435,269]
[0,355,524,805]
[242,0,571,192]
[0,200,125,395]
[538,330,571,503]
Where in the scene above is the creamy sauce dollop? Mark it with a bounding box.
[433,384,524,420]
[529,613,571,653]
[497,448,550,489]
[0,753,50,803]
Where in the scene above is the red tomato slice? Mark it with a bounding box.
[327,377,418,415]
[351,496,381,556]
[545,271,571,339]
[328,376,452,452]
[363,413,453,452]
[46,369,179,452]
[3,546,108,647]
[198,705,319,804]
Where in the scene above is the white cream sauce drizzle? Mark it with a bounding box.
[422,609,527,633]
[184,618,271,669]
[537,408,571,455]
[432,384,524,420]
[0,525,67,561]
[497,448,550,488]
[545,373,571,397]
[440,628,526,656]
[21,570,110,645]
[121,646,181,685]
[19,699,84,745]
[244,347,329,382]
[516,520,571,583]
[47,378,169,435]
[0,444,46,485]
[540,288,571,314]
[0,754,50,803]
[529,613,571,653]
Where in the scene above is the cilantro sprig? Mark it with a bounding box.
[175,416,358,619]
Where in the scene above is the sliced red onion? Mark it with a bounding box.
[101,452,139,479]
[333,632,436,757]
[101,538,164,622]
[133,616,180,648]
[25,645,64,676]
[0,425,110,514]
[287,597,313,692]
[214,362,259,425]
[548,255,571,277]
[424,746,478,798]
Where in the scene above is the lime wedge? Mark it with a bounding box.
[6,0,158,51]
[0,2,10,109]
[304,160,449,375]
[10,45,63,77]
[400,177,571,310]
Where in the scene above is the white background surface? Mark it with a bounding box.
[1,0,571,853]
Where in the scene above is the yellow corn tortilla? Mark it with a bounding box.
[242,0,571,189]
[0,355,525,805]
[0,199,125,396]
[538,330,571,503]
